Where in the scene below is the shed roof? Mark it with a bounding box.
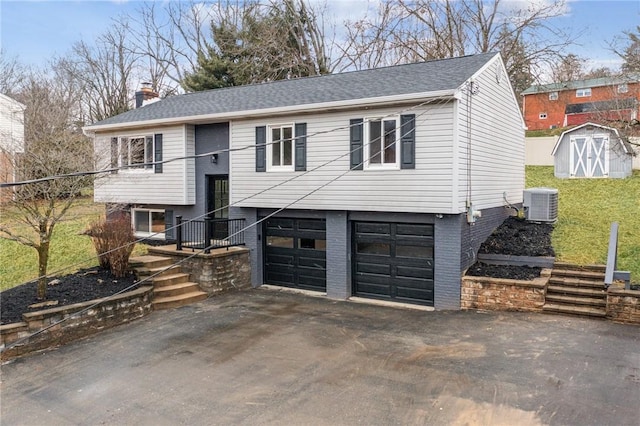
[551,122,633,156]
[87,52,499,130]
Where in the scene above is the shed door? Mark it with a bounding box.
[570,135,609,177]
[353,221,434,306]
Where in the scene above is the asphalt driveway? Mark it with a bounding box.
[1,288,639,425]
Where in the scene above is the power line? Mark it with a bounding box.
[1,96,450,352]
[3,97,450,288]
[1,97,451,188]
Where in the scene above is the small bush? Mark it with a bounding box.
[86,217,135,278]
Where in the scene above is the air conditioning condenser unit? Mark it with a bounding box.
[523,188,558,222]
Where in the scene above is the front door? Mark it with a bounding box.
[570,135,609,177]
[206,175,229,240]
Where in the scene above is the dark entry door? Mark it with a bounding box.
[263,218,326,291]
[206,175,229,240]
[353,221,434,305]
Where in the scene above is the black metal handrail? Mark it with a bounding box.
[175,216,245,254]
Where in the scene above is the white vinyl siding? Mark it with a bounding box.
[94,124,195,205]
[0,95,25,154]
[455,56,525,211]
[231,103,456,214]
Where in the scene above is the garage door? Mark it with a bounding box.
[353,221,434,305]
[264,218,326,291]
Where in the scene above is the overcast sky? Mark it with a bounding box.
[1,0,639,72]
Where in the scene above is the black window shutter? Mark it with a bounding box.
[256,126,266,172]
[164,209,173,240]
[400,114,416,169]
[350,118,364,170]
[294,122,307,171]
[154,134,163,173]
[110,137,118,174]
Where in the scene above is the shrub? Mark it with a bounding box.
[86,217,135,278]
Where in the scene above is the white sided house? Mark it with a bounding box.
[0,93,25,202]
[86,52,525,309]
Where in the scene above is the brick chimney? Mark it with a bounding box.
[135,82,159,108]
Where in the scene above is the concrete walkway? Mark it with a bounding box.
[1,288,639,425]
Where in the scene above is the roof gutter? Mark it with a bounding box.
[84,89,458,132]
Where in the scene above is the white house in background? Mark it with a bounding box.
[86,52,525,310]
[0,93,25,203]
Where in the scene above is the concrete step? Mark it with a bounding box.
[137,264,183,280]
[154,282,203,298]
[548,277,605,288]
[151,272,191,288]
[129,255,174,270]
[152,291,208,310]
[551,269,605,280]
[543,303,606,318]
[553,262,606,273]
[547,285,606,298]
[545,293,606,307]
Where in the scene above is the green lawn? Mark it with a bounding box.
[0,199,110,291]
[526,166,640,282]
[1,168,638,291]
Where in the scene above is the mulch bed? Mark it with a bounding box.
[467,216,554,280]
[1,268,138,325]
[1,217,554,325]
[478,216,555,257]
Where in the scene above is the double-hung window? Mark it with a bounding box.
[365,117,399,169]
[120,136,153,170]
[268,124,294,170]
[576,88,591,97]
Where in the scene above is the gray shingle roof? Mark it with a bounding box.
[88,52,498,128]
[521,73,640,95]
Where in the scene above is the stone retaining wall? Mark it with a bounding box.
[461,269,551,312]
[0,285,153,360]
[147,245,251,295]
[607,285,640,324]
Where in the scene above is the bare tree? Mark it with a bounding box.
[0,50,27,96]
[337,0,578,94]
[0,75,93,300]
[550,53,585,82]
[182,0,332,91]
[611,25,640,74]
[583,67,614,80]
[63,22,139,123]
[125,0,226,93]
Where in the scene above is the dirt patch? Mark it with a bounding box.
[1,268,138,325]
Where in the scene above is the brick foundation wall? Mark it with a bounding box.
[606,286,640,324]
[0,285,153,360]
[148,246,251,295]
[461,270,550,312]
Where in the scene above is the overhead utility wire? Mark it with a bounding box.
[7,97,451,288]
[1,96,451,189]
[2,97,450,352]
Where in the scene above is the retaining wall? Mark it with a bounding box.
[461,270,550,312]
[607,285,640,324]
[0,285,153,360]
